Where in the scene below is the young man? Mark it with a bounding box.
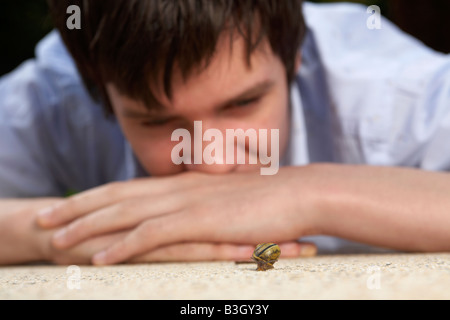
[0,1,449,265]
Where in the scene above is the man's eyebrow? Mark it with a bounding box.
[121,107,168,119]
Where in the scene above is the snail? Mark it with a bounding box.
[251,243,281,271]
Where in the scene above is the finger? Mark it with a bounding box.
[279,241,317,257]
[36,182,138,228]
[90,199,316,266]
[91,215,187,265]
[36,175,198,228]
[130,241,317,263]
[130,243,255,263]
[91,208,316,265]
[92,204,239,265]
[48,230,129,265]
[51,195,185,249]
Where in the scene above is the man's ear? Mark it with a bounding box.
[295,53,301,73]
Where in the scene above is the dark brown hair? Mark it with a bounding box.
[47,0,306,115]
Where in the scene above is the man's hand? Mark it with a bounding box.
[37,167,319,265]
[1,198,313,265]
[0,198,125,265]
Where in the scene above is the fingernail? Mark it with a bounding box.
[299,244,317,257]
[92,251,107,265]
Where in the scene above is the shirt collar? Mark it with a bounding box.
[281,82,310,167]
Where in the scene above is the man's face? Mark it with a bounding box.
[106,34,294,176]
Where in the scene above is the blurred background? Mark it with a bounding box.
[0,0,449,77]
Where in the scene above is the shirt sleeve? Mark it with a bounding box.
[387,53,450,171]
[0,60,63,198]
[302,2,450,171]
[0,31,139,198]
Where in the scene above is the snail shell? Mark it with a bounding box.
[251,243,281,271]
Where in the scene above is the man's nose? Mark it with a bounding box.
[184,132,240,174]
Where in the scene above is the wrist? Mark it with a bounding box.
[302,163,390,244]
[281,164,331,237]
[0,198,61,264]
[31,199,63,262]
[16,203,53,263]
[288,163,354,237]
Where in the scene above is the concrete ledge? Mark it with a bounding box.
[1,252,449,299]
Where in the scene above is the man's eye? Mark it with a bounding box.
[234,97,260,107]
[140,118,170,127]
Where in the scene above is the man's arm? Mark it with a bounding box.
[314,164,450,252]
[32,164,450,265]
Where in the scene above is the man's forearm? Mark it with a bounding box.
[0,198,61,264]
[312,164,450,252]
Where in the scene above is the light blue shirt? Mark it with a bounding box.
[1,2,449,252]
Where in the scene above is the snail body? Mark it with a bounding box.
[251,243,281,271]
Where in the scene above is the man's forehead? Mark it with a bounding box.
[110,34,279,116]
[158,39,275,105]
